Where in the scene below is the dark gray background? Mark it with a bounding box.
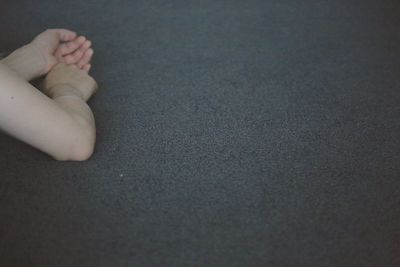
[1,0,400,266]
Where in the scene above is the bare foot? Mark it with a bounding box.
[1,29,93,81]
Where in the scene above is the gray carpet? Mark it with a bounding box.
[1,0,400,266]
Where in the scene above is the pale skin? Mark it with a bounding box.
[0,29,98,161]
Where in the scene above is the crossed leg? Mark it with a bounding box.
[0,29,97,161]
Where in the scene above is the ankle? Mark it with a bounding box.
[1,44,43,81]
[48,83,85,101]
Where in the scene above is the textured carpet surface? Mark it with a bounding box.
[1,0,400,266]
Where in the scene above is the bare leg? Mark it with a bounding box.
[1,44,45,81]
[0,62,95,161]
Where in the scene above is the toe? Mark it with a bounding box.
[82,40,92,50]
[58,29,77,41]
[56,36,86,56]
[55,36,88,63]
[63,49,84,64]
[51,28,77,41]
[70,41,92,64]
[77,48,94,68]
[77,40,92,55]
